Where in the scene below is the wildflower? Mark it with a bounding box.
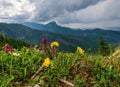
[52,48,57,54]
[4,44,15,53]
[50,41,59,48]
[38,45,44,51]
[42,38,47,44]
[77,46,85,55]
[42,57,51,67]
[4,44,11,52]
[12,52,20,56]
[11,49,15,52]
[29,45,34,50]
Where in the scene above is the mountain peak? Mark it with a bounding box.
[46,21,57,26]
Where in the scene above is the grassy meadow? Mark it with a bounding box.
[0,38,120,87]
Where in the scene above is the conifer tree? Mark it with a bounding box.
[98,33,110,56]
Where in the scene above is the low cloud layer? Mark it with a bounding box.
[0,0,120,28]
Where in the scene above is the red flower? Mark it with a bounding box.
[11,49,15,52]
[42,38,47,44]
[4,44,15,53]
[29,45,34,50]
[52,49,57,54]
[38,45,44,51]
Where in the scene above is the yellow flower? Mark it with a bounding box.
[77,47,85,55]
[42,57,51,67]
[50,41,59,48]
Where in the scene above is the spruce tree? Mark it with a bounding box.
[98,33,110,56]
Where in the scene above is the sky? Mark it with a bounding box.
[0,0,120,28]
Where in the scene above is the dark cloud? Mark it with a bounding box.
[0,0,120,28]
[55,0,120,24]
[33,0,102,21]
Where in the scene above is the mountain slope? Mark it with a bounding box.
[23,22,120,44]
[0,23,95,52]
[0,23,120,52]
[0,34,30,50]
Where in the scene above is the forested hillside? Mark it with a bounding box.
[0,34,30,50]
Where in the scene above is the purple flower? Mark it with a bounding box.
[38,45,44,51]
[29,45,34,50]
[4,44,14,53]
[42,38,47,44]
[5,44,10,48]
[11,49,15,52]
[4,44,11,52]
[52,49,57,54]
[4,47,11,53]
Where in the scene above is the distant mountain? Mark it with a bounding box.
[23,22,120,44]
[0,23,93,52]
[23,21,79,33]
[23,22,45,30]
[103,27,120,31]
[0,22,120,52]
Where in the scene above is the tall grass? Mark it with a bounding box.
[0,40,120,87]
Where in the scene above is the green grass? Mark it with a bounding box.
[0,43,120,87]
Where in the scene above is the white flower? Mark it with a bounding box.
[12,52,20,56]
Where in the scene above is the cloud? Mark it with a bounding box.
[64,19,120,28]
[56,0,120,24]
[0,0,35,22]
[33,0,102,22]
[0,0,120,28]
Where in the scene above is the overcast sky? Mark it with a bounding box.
[0,0,120,28]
